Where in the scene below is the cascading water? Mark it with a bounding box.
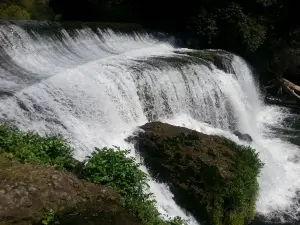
[1,21,300,224]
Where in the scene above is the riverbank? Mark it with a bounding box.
[0,122,263,225]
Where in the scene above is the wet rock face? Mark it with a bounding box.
[0,155,142,225]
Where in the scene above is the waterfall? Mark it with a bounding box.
[1,22,300,223]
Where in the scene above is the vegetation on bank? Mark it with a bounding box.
[0,122,264,225]
[0,123,185,225]
[0,124,75,170]
[82,147,186,225]
[0,0,53,20]
[132,122,264,225]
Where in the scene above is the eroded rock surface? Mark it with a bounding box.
[0,155,142,225]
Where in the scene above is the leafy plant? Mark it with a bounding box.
[0,124,186,225]
[82,147,148,198]
[41,209,58,225]
[0,124,76,171]
[0,4,30,20]
[0,0,53,20]
[82,147,186,225]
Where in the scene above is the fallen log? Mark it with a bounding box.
[282,78,300,101]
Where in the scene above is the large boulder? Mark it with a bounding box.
[0,155,142,225]
[128,122,262,225]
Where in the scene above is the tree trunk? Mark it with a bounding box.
[281,78,300,101]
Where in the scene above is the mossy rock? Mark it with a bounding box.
[128,122,263,225]
[0,155,143,225]
[174,50,234,73]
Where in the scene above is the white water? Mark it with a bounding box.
[1,23,300,223]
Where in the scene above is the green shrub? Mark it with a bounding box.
[218,3,267,52]
[41,209,58,225]
[0,4,30,20]
[82,147,148,198]
[0,124,76,171]
[0,0,53,20]
[0,123,261,225]
[0,124,186,225]
[82,147,186,225]
[194,13,219,44]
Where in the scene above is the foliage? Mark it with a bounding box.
[194,3,267,53]
[81,147,186,225]
[0,4,30,20]
[194,13,219,45]
[0,124,76,171]
[0,124,186,225]
[82,147,149,198]
[41,210,58,225]
[238,17,267,52]
[0,123,262,225]
[219,3,267,52]
[0,0,53,20]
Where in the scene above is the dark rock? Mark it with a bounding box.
[233,131,253,142]
[0,155,142,225]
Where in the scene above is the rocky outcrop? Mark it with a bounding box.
[128,122,262,225]
[174,50,235,73]
[0,155,142,225]
[233,131,253,142]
